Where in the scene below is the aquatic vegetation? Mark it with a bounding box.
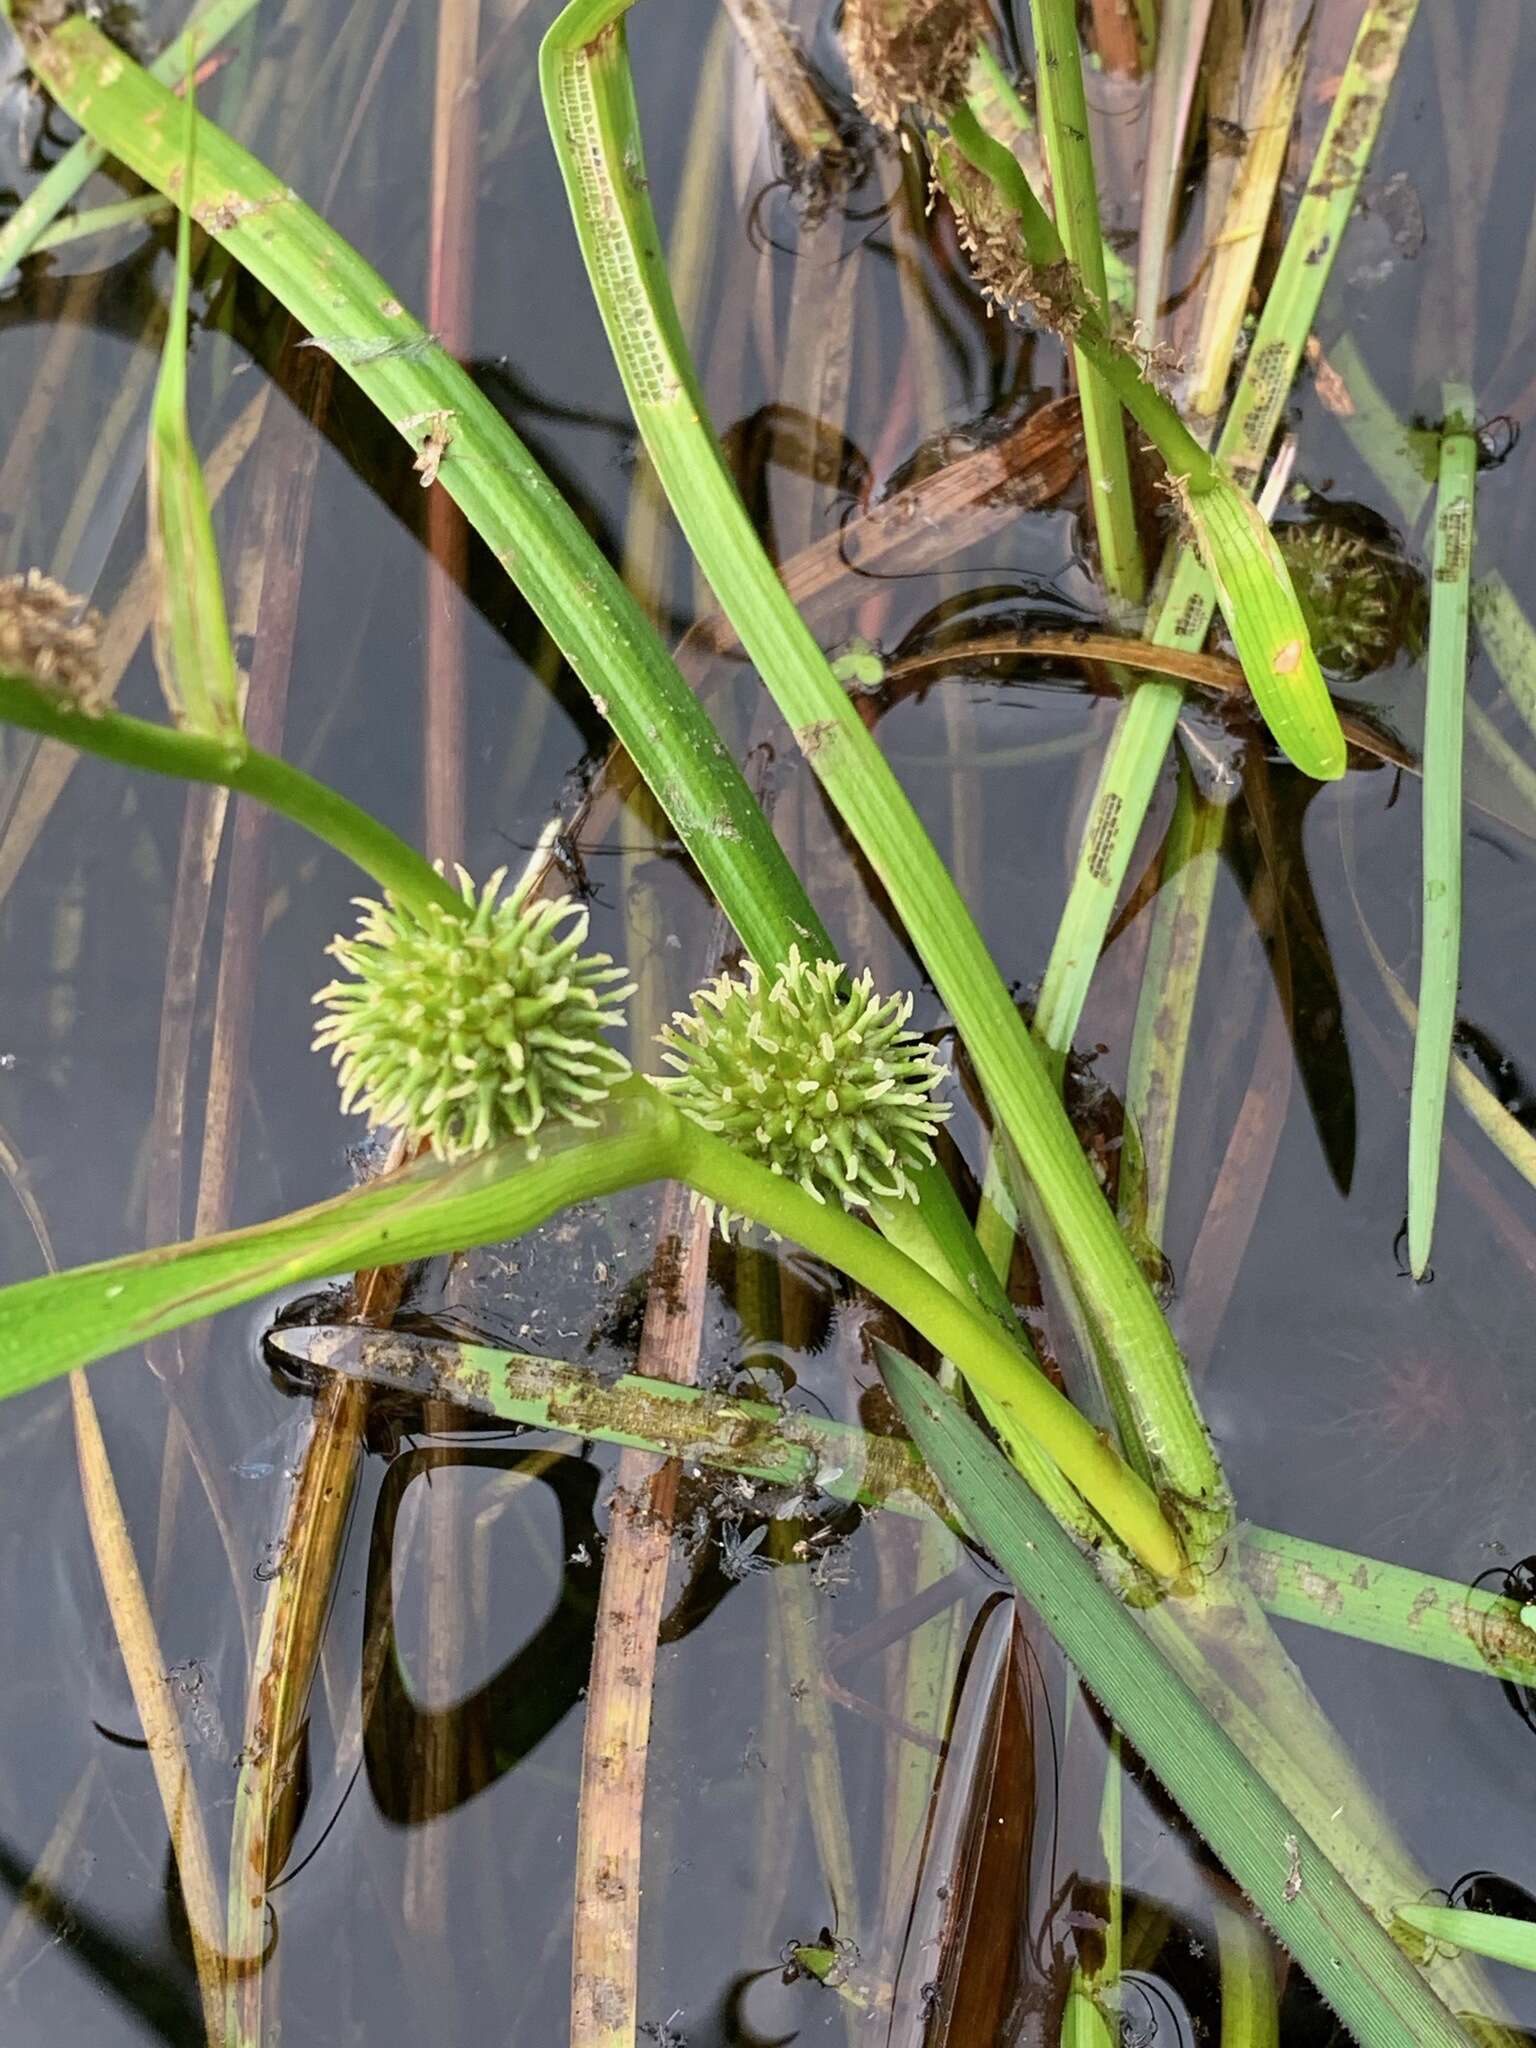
[1,0,1532,2041]
[1275,514,1426,680]
[313,868,633,1158]
[657,948,949,1222]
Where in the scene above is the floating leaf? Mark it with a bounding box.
[1187,482,1346,781]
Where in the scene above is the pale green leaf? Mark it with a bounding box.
[145,62,244,747]
[1188,482,1347,781]
[1394,1906,1536,1975]
[1408,385,1478,1277]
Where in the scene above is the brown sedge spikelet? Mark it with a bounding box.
[843,0,983,130]
[928,138,1085,335]
[0,569,103,711]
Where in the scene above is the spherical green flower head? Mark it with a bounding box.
[313,866,633,1159]
[657,947,950,1229]
[1275,520,1423,681]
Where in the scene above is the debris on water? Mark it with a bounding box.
[1374,170,1426,260]
[168,1659,229,1761]
[718,1519,771,1580]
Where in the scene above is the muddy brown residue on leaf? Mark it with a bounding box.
[1296,1564,1344,1617]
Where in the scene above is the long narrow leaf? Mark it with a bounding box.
[1033,0,1421,1057]
[144,62,244,744]
[1186,484,1345,781]
[0,0,263,280]
[1026,0,1144,605]
[540,0,1229,1554]
[1408,387,1478,1278]
[1394,1907,1536,1975]
[934,100,1342,781]
[877,1345,1482,2048]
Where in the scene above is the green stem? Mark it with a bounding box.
[944,103,1215,486]
[1020,0,1144,604]
[26,194,172,256]
[0,1081,1185,1580]
[886,1350,1489,2048]
[1033,0,1421,1059]
[941,94,1342,778]
[0,669,460,919]
[16,2,1011,1339]
[539,0,1228,1560]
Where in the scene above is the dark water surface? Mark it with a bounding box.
[4,0,1536,2040]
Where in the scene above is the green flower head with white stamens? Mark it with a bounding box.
[313,866,633,1159]
[656,947,950,1227]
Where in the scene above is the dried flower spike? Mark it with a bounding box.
[313,867,633,1159]
[843,0,982,130]
[657,948,950,1231]
[0,569,103,710]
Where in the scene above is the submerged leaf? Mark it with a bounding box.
[146,64,244,748]
[1187,482,1346,781]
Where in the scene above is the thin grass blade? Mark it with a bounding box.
[1134,0,1214,337]
[1408,387,1478,1277]
[0,0,263,281]
[1027,0,1144,606]
[145,65,244,746]
[540,0,1228,1555]
[1393,1907,1536,1975]
[1034,0,1421,1057]
[14,7,1005,1319]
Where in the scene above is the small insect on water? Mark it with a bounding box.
[718,1518,772,1581]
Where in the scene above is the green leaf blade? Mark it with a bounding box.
[877,1343,1483,2048]
[146,65,245,748]
[1408,386,1478,1278]
[1188,482,1346,781]
[1394,1906,1536,1976]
